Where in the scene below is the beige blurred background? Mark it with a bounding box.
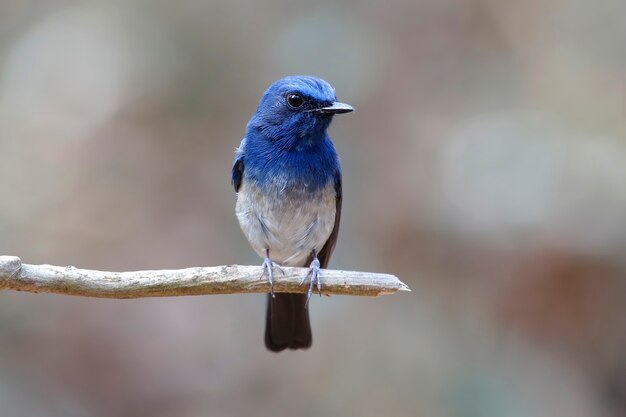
[0,1,625,416]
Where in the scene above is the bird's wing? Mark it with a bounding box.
[232,138,247,192]
[315,170,342,269]
[231,154,244,192]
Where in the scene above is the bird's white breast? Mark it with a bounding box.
[235,179,336,267]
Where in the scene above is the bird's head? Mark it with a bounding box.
[247,76,353,148]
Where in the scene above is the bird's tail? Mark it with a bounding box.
[265,293,312,352]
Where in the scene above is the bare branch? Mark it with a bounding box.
[0,256,410,299]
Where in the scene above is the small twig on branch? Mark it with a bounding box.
[0,256,410,299]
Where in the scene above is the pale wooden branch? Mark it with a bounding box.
[0,256,410,299]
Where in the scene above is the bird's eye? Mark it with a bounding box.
[287,93,304,108]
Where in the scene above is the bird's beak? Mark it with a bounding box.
[310,101,354,114]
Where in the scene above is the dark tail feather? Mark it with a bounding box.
[265,293,312,352]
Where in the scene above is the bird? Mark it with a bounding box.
[232,76,353,352]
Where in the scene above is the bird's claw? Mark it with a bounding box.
[261,257,283,298]
[301,258,321,308]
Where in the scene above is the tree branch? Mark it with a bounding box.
[0,256,410,299]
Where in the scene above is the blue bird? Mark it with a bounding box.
[232,76,353,352]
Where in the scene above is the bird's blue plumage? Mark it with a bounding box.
[237,132,340,193]
[232,76,352,352]
[234,76,342,193]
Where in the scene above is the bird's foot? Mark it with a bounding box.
[301,256,321,308]
[261,251,283,298]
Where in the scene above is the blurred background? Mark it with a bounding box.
[0,0,624,416]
